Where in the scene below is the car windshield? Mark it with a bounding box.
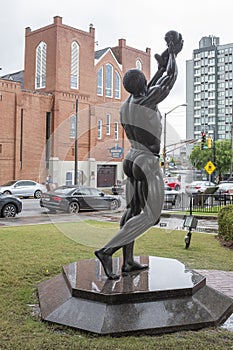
[1,180,17,186]
[168,178,177,182]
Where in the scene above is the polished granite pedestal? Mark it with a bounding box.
[38,256,233,335]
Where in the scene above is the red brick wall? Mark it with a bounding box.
[0,81,20,182]
[24,16,96,97]
[0,17,151,184]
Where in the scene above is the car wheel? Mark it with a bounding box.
[2,203,17,217]
[34,190,42,199]
[3,190,12,195]
[68,201,80,214]
[175,185,180,191]
[109,199,119,210]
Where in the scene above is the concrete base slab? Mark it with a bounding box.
[38,256,233,335]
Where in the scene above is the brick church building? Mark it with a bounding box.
[0,16,151,187]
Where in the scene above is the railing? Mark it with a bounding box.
[163,192,233,213]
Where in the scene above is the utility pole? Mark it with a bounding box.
[74,99,78,185]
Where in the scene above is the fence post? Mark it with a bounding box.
[190,196,193,215]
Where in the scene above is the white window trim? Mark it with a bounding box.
[115,71,121,99]
[97,66,103,96]
[35,42,47,89]
[106,114,111,135]
[105,63,113,98]
[71,41,80,89]
[136,59,142,70]
[114,121,119,141]
[98,119,103,140]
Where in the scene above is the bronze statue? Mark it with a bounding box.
[95,31,183,279]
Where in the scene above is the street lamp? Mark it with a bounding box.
[163,103,187,175]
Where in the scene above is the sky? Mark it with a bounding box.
[1,0,233,142]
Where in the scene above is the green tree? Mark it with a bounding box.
[215,140,232,176]
[189,139,232,178]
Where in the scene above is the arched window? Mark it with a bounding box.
[105,64,113,97]
[97,66,103,95]
[115,71,121,99]
[35,42,47,89]
[136,59,142,70]
[71,41,80,89]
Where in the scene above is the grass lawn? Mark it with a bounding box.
[0,220,232,350]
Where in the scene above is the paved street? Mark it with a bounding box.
[0,198,218,234]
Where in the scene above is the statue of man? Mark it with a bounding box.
[95,31,183,279]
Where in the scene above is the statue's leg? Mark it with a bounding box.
[122,241,148,273]
[122,180,148,273]
[95,246,120,280]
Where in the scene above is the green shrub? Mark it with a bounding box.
[218,204,233,241]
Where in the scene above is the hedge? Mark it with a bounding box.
[218,204,233,241]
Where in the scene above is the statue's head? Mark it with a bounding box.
[123,69,147,96]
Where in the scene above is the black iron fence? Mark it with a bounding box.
[163,192,233,213]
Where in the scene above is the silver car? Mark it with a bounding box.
[185,181,216,195]
[0,180,46,199]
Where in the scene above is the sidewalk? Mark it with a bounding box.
[87,209,219,234]
[196,270,233,299]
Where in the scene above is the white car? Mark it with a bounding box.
[214,182,233,201]
[185,181,217,195]
[0,180,46,199]
[164,185,181,206]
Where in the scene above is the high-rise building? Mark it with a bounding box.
[186,35,233,147]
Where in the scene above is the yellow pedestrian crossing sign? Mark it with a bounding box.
[204,161,216,175]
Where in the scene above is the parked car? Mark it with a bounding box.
[185,181,217,195]
[214,182,233,201]
[220,177,233,184]
[0,180,46,199]
[112,184,125,195]
[40,186,121,213]
[0,193,22,217]
[164,177,181,191]
[164,185,181,206]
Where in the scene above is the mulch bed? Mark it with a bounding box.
[216,236,233,250]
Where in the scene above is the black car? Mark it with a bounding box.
[0,193,22,218]
[112,184,125,195]
[40,186,121,213]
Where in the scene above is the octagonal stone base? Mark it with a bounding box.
[38,256,233,335]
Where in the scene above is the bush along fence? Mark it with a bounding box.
[218,205,233,241]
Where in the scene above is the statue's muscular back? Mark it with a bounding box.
[120,94,162,156]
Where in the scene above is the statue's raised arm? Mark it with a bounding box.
[146,30,183,105]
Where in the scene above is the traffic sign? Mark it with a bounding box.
[204,161,216,175]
